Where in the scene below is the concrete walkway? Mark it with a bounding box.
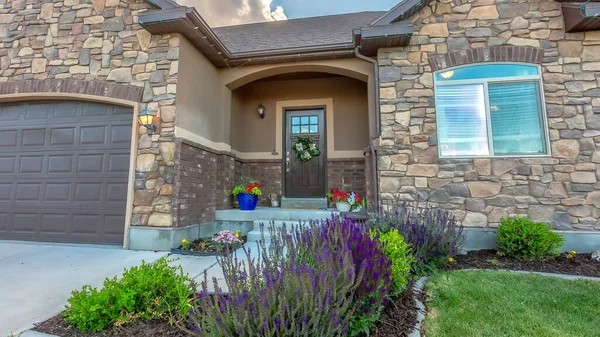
[0,241,226,337]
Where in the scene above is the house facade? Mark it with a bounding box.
[0,0,599,250]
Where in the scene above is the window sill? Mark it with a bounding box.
[438,154,551,160]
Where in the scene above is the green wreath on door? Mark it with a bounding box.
[293,136,321,162]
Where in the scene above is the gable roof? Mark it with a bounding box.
[212,11,386,54]
[139,1,415,68]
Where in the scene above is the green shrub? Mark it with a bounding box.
[496,217,564,260]
[63,258,192,332]
[370,228,414,294]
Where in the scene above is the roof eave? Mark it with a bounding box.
[560,2,600,32]
[353,22,415,56]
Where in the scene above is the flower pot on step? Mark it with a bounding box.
[336,202,351,212]
[237,193,258,211]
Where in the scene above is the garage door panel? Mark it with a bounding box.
[50,127,76,146]
[16,183,42,201]
[48,155,74,173]
[40,214,68,234]
[0,129,18,147]
[22,129,46,147]
[0,184,11,200]
[0,100,132,244]
[77,154,104,173]
[110,125,132,144]
[0,157,15,173]
[12,213,38,233]
[108,153,131,173]
[107,183,128,202]
[19,155,44,174]
[44,183,71,202]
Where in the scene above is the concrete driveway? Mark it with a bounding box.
[0,241,168,337]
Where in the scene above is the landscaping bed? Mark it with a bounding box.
[422,270,600,337]
[444,249,600,277]
[368,282,418,337]
[35,316,186,337]
[172,235,247,256]
[35,285,418,337]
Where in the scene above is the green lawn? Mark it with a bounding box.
[423,270,600,337]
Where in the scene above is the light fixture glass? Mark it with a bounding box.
[257,104,265,119]
[440,70,455,79]
[139,108,156,134]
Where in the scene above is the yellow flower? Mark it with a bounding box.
[181,239,187,243]
[448,257,455,263]
[571,250,577,255]
[235,230,241,238]
[567,253,573,259]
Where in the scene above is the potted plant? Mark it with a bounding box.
[326,189,363,212]
[232,181,262,211]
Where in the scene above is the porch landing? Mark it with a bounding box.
[215,207,339,242]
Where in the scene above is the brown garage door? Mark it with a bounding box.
[0,100,133,244]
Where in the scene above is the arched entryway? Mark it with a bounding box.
[227,67,372,206]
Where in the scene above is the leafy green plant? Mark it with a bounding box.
[63,258,192,332]
[370,228,414,295]
[371,203,464,275]
[496,217,564,260]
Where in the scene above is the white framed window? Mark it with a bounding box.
[434,63,550,158]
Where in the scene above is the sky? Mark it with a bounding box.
[177,0,401,27]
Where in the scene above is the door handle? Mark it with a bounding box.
[286,151,290,172]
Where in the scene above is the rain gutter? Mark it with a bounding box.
[354,46,381,210]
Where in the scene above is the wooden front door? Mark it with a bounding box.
[284,109,327,197]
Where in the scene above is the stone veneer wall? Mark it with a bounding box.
[0,0,180,228]
[377,0,600,230]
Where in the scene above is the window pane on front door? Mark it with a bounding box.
[489,82,545,155]
[436,84,490,157]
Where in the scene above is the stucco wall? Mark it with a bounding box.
[230,76,369,153]
[176,37,231,145]
[377,0,600,231]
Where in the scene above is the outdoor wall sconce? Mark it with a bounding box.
[139,108,156,134]
[257,104,265,119]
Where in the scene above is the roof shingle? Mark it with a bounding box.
[212,11,386,54]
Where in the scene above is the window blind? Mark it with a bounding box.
[489,82,544,155]
[436,84,490,157]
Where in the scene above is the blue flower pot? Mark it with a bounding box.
[237,193,258,211]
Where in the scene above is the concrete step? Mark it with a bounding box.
[280,197,328,210]
[215,207,337,222]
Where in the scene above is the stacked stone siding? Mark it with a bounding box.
[0,0,179,228]
[377,0,600,230]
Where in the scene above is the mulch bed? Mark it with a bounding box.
[34,316,186,337]
[368,281,418,337]
[444,250,600,277]
[35,284,418,337]
[173,236,248,256]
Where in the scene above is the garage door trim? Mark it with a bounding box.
[0,92,140,248]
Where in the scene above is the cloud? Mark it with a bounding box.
[177,0,288,27]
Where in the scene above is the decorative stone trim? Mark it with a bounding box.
[428,46,545,72]
[0,79,144,103]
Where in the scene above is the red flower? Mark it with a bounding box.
[247,186,253,193]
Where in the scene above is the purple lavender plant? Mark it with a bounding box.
[372,202,465,274]
[180,216,374,337]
